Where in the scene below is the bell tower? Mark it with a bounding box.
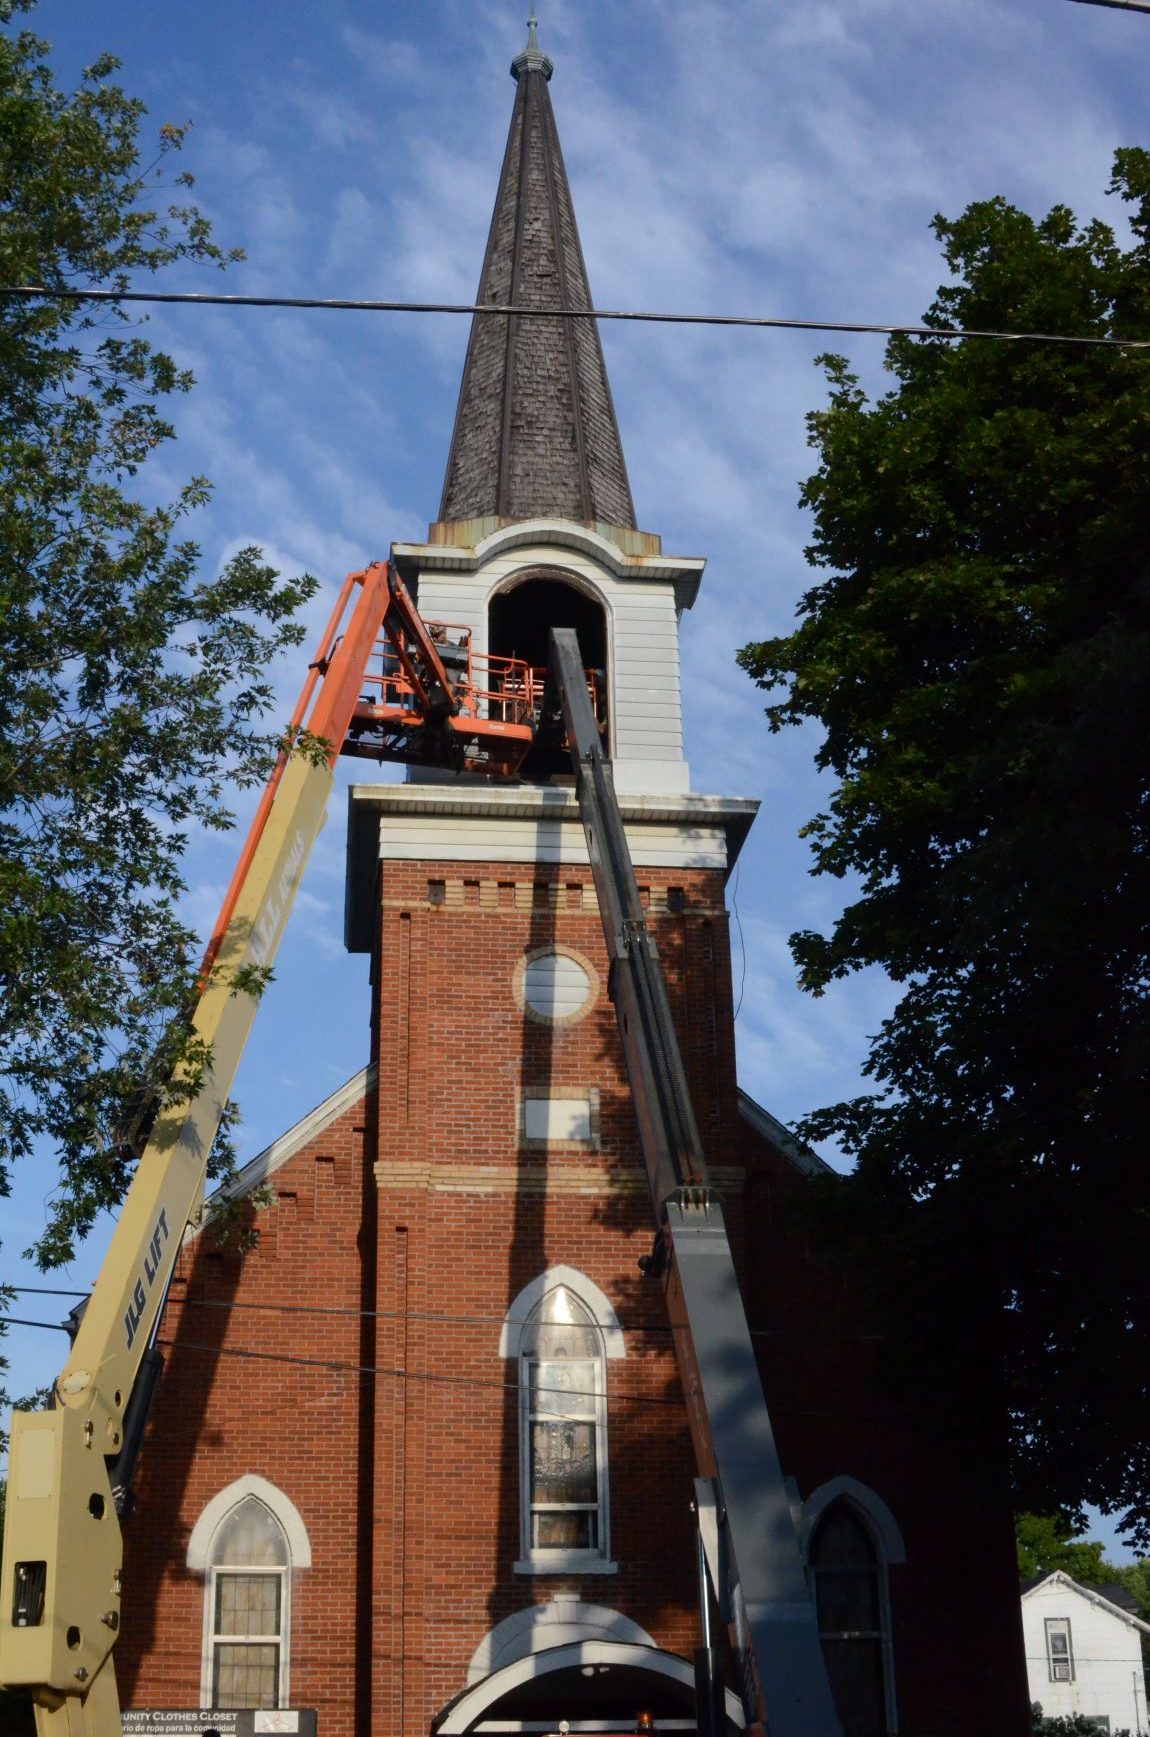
[379,7,706,804]
[345,13,754,934]
[344,14,757,1735]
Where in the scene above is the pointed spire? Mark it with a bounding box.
[512,5,553,81]
[437,15,636,530]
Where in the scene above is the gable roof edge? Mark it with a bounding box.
[210,1064,376,1207]
[737,1088,832,1176]
[1021,1569,1150,1632]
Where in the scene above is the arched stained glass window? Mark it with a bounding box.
[520,1284,609,1565]
[810,1502,891,1737]
[206,1495,289,1709]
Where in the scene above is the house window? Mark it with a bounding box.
[810,1502,891,1737]
[206,1495,289,1708]
[520,1284,610,1569]
[1046,1616,1075,1683]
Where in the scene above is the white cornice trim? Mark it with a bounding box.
[467,1599,654,1682]
[349,781,757,832]
[393,521,705,605]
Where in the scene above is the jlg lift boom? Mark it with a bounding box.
[0,562,396,1735]
[0,566,840,1737]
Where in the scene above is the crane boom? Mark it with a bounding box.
[0,563,393,1734]
[548,627,843,1737]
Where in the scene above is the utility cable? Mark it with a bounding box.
[8,1285,89,1297]
[6,1286,880,1341]
[154,1334,690,1409]
[731,860,748,1022]
[1,1315,73,1334]
[2,284,1149,349]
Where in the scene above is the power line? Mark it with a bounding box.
[154,1335,689,1410]
[2,283,1149,350]
[8,1285,88,1298]
[1,1315,73,1334]
[5,1284,883,1342]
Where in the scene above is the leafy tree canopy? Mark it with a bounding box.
[0,0,316,1267]
[739,152,1150,1543]
[1017,1512,1111,1585]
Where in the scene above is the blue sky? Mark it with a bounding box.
[4,0,1147,1553]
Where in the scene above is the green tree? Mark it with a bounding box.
[0,0,315,1271]
[739,152,1150,1543]
[1017,1513,1109,1585]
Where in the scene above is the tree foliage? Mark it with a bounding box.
[739,153,1150,1542]
[1017,1512,1111,1586]
[0,1,316,1266]
[1031,1709,1130,1737]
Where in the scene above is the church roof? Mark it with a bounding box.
[437,11,637,531]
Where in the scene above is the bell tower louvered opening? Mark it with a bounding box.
[489,575,609,778]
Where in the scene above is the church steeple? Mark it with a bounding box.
[437,11,636,530]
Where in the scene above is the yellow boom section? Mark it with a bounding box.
[0,564,390,1735]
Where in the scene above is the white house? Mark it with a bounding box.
[1022,1570,1150,1734]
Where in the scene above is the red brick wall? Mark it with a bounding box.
[120,1088,376,1735]
[121,845,1029,1737]
[367,859,717,1736]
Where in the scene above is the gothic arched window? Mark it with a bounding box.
[502,1269,621,1574]
[206,1495,289,1709]
[523,1285,605,1559]
[188,1479,310,1710]
[809,1501,892,1737]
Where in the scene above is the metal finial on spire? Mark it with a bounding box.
[512,2,554,80]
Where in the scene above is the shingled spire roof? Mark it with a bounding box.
[437,12,637,530]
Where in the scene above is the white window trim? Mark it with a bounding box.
[188,1475,311,1709]
[501,1268,622,1575]
[1045,1615,1075,1683]
[187,1474,312,1571]
[206,1558,288,1710]
[802,1477,903,1736]
[499,1268,624,1361]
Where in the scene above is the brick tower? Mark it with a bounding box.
[119,16,1031,1737]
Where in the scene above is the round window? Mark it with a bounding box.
[520,950,595,1023]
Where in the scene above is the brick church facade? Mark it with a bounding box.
[118,19,1030,1737]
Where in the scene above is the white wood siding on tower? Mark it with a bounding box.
[375,810,731,872]
[414,540,690,795]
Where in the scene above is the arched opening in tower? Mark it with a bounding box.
[489,577,609,779]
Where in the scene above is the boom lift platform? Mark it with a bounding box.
[0,565,841,1737]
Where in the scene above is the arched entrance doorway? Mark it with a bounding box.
[433,1639,746,1736]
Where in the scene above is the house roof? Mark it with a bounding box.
[436,12,636,531]
[1021,1569,1150,1633]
